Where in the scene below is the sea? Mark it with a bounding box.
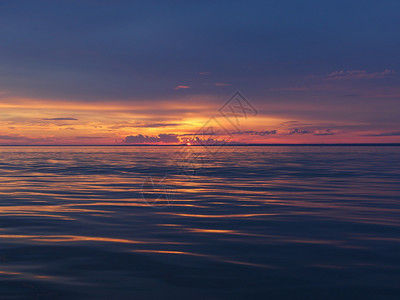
[0,145,399,299]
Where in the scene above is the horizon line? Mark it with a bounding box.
[1,143,400,147]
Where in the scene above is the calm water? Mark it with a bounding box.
[0,146,399,299]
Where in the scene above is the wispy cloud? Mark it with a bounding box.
[327,69,396,80]
[132,122,180,128]
[285,128,335,136]
[174,85,191,90]
[215,83,231,86]
[360,131,400,137]
[232,130,277,136]
[0,135,27,140]
[314,132,335,136]
[288,128,314,135]
[125,134,180,144]
[313,129,335,136]
[42,118,78,121]
[75,136,106,139]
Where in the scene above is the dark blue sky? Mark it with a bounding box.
[1,0,400,143]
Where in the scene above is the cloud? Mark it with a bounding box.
[313,129,335,136]
[327,69,396,80]
[360,131,400,137]
[232,130,277,136]
[124,133,233,145]
[288,128,314,135]
[314,132,335,136]
[125,134,180,144]
[280,121,314,126]
[0,135,27,140]
[174,85,191,90]
[285,128,335,136]
[42,118,78,121]
[0,135,61,144]
[180,136,235,145]
[75,136,106,139]
[180,132,225,137]
[199,72,211,75]
[132,122,180,128]
[230,128,336,136]
[215,83,231,86]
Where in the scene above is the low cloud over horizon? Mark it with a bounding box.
[125,134,180,144]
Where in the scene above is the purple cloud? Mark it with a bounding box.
[361,131,400,137]
[232,130,277,136]
[327,69,396,80]
[125,134,180,144]
[42,118,78,121]
[288,128,314,135]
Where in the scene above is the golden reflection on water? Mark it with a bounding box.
[0,145,399,294]
[0,234,188,245]
[157,212,280,218]
[0,269,61,282]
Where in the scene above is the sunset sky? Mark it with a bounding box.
[1,0,400,145]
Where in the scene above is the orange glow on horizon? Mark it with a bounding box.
[0,95,399,144]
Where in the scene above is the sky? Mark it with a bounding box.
[1,0,400,145]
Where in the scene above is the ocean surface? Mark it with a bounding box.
[0,145,399,299]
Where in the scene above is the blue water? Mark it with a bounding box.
[0,146,399,299]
